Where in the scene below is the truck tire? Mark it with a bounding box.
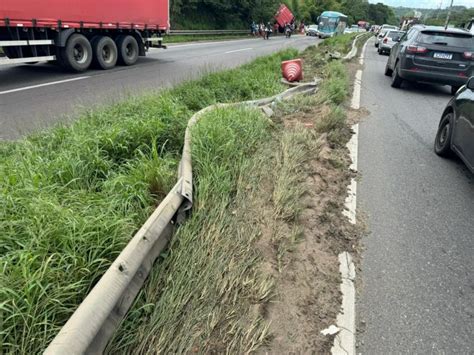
[91,36,118,70]
[116,35,139,66]
[60,34,92,72]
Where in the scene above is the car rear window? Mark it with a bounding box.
[387,31,404,39]
[418,31,474,48]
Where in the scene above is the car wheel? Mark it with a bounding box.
[60,34,93,72]
[378,48,382,55]
[391,61,403,88]
[450,86,460,95]
[384,61,393,76]
[434,112,454,157]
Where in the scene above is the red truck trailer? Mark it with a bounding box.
[0,0,169,71]
[274,4,295,28]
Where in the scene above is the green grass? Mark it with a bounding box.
[0,30,365,353]
[320,33,358,54]
[106,107,274,353]
[0,48,298,354]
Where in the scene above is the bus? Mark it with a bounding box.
[318,11,348,38]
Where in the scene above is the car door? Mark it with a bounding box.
[389,28,413,68]
[452,84,474,171]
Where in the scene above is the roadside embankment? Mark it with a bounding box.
[1,34,368,354]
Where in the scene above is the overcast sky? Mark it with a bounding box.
[369,0,474,9]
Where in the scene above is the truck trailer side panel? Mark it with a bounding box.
[0,0,169,30]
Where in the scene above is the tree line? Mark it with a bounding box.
[170,0,397,29]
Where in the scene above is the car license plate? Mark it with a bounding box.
[433,52,453,60]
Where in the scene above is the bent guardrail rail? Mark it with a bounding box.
[45,81,320,355]
[344,33,371,61]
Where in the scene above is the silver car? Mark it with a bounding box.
[378,30,405,55]
[306,25,319,37]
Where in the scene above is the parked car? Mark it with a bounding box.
[385,25,473,95]
[378,30,405,54]
[306,25,319,36]
[434,76,474,173]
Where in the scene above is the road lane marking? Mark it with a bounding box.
[0,76,90,95]
[343,124,359,225]
[350,70,363,111]
[224,48,253,54]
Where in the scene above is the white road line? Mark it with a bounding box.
[343,124,359,225]
[224,47,253,54]
[0,76,90,95]
[332,252,356,355]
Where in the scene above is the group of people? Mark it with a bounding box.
[250,21,299,40]
[250,21,273,39]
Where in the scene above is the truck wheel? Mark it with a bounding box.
[91,36,118,70]
[61,34,92,72]
[116,35,139,66]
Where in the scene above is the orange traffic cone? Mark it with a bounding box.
[281,59,303,82]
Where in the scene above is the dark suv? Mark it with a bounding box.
[385,25,473,94]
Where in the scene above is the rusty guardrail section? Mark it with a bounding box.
[44,81,319,355]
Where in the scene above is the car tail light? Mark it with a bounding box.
[458,72,467,77]
[463,51,473,59]
[383,38,388,43]
[407,45,428,54]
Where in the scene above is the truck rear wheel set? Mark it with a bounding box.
[58,34,138,72]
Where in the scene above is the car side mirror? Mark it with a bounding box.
[467,76,474,90]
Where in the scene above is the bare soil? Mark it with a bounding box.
[256,109,363,354]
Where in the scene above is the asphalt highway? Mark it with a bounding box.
[0,35,318,139]
[358,39,474,353]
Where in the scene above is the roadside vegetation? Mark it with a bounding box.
[0,49,297,354]
[1,33,364,353]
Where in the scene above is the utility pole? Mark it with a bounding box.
[445,0,454,29]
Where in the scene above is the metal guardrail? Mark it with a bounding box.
[169,29,248,36]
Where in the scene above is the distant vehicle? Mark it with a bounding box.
[378,24,399,34]
[274,4,295,30]
[466,19,474,34]
[306,25,319,37]
[0,0,169,72]
[375,29,390,47]
[358,21,370,30]
[434,76,474,173]
[378,30,405,55]
[385,25,473,95]
[317,11,348,39]
[344,25,364,34]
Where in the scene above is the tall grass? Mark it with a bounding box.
[0,49,298,354]
[107,107,273,354]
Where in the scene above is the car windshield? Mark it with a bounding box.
[309,25,318,29]
[418,31,474,48]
